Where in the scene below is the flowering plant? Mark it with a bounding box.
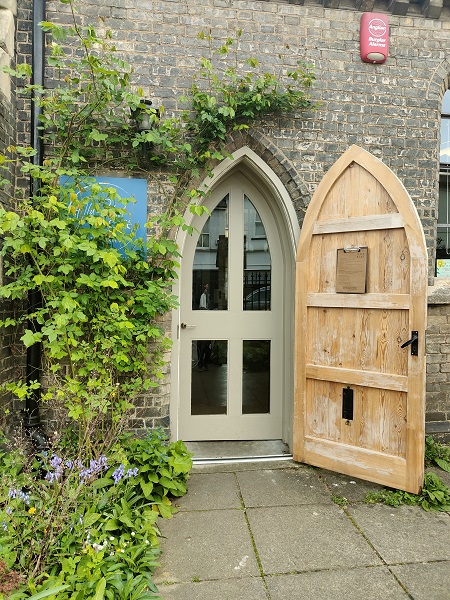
[0,428,192,599]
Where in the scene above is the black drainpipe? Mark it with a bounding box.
[24,0,48,450]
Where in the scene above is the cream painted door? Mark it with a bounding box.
[179,173,283,440]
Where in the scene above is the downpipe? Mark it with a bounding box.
[24,0,48,451]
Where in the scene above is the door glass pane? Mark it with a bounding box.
[243,195,271,310]
[191,340,228,415]
[193,195,229,310]
[242,340,270,414]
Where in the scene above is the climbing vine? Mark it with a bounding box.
[0,0,316,446]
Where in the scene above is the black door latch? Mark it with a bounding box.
[400,331,418,356]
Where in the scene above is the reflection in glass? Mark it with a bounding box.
[242,340,270,414]
[191,340,228,415]
[193,195,229,310]
[243,196,271,310]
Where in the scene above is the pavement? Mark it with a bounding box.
[153,442,450,600]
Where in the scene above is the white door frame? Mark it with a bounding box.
[170,147,300,446]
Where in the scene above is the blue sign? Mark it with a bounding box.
[61,175,148,248]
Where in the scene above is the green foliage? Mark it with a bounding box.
[187,30,315,162]
[0,178,177,440]
[425,435,450,473]
[331,494,349,507]
[365,471,450,512]
[0,0,315,444]
[0,428,192,599]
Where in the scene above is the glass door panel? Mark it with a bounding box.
[243,195,271,310]
[191,340,228,415]
[242,340,270,414]
[192,195,229,310]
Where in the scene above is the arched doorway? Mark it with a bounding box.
[171,149,298,442]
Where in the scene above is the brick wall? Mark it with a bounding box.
[426,284,450,441]
[10,0,450,435]
[44,0,447,275]
[0,0,21,434]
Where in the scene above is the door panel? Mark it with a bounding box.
[179,173,283,440]
[294,146,427,494]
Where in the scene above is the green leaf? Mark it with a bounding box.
[92,477,113,489]
[93,577,106,600]
[104,519,121,531]
[140,480,154,499]
[119,514,133,528]
[26,586,70,600]
[435,457,450,472]
[83,512,101,527]
[100,280,119,289]
[57,264,74,275]
[157,503,173,519]
[89,129,108,142]
[21,330,37,347]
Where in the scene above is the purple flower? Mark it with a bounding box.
[8,488,30,505]
[112,464,125,484]
[45,454,64,483]
[79,455,108,484]
[125,467,139,479]
[1,522,7,531]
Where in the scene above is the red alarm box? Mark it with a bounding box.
[360,13,389,64]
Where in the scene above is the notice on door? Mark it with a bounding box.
[336,247,368,293]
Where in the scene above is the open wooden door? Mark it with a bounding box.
[293,145,427,494]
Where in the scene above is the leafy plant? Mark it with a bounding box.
[425,435,450,472]
[0,428,192,598]
[331,494,349,507]
[365,471,450,512]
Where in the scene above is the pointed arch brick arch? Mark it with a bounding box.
[224,129,311,227]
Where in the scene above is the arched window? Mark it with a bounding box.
[437,91,450,276]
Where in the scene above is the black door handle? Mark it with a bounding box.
[400,331,418,355]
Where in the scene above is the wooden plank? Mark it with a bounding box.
[305,381,407,456]
[306,307,409,375]
[293,260,308,463]
[404,254,427,492]
[303,437,407,490]
[313,213,404,235]
[305,364,408,391]
[307,293,410,309]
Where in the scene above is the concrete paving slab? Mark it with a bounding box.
[391,561,450,600]
[157,576,268,599]
[347,504,450,563]
[154,509,260,583]
[266,566,409,600]
[318,469,385,503]
[247,504,382,574]
[236,467,332,507]
[174,472,241,511]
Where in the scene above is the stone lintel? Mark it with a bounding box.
[428,280,450,305]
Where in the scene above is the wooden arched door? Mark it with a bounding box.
[294,146,427,494]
